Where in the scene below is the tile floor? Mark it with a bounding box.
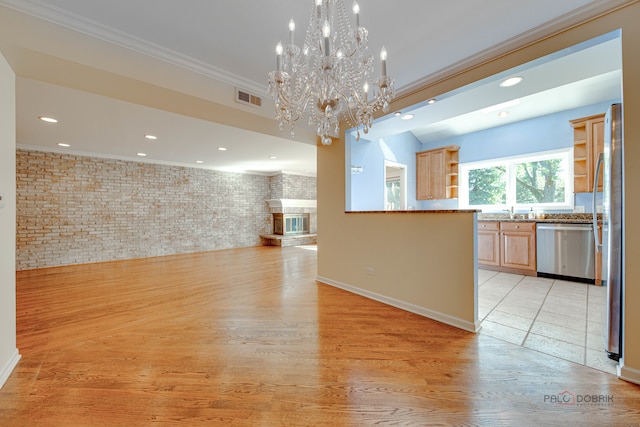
[478,269,619,375]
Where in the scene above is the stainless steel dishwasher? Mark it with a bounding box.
[536,223,595,282]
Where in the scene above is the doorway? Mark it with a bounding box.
[384,160,407,210]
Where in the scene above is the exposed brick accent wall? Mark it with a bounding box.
[16,150,316,270]
[268,173,317,200]
[282,174,317,200]
[268,174,285,199]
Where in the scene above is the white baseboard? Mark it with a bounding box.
[0,349,21,389]
[317,276,480,333]
[619,361,640,385]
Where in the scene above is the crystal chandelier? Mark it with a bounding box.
[268,0,394,145]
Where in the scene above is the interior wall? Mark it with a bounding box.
[318,1,640,384]
[319,125,478,331]
[0,52,19,388]
[16,150,316,270]
[349,132,422,211]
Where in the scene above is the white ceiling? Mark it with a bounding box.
[0,0,631,175]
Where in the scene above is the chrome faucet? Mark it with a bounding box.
[504,206,515,219]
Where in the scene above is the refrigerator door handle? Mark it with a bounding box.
[592,152,604,252]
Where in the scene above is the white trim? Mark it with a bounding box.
[316,276,480,333]
[266,199,317,209]
[0,349,21,389]
[384,160,407,211]
[0,0,631,97]
[619,362,640,385]
[0,0,267,96]
[398,0,632,97]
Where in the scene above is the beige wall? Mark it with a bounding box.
[317,2,640,383]
[0,52,19,388]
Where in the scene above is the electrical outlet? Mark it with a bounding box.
[574,206,585,213]
[365,267,375,275]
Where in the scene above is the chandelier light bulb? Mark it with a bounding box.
[353,1,360,27]
[323,20,331,56]
[380,46,387,76]
[289,18,295,45]
[276,41,283,71]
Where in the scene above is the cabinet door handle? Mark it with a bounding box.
[515,225,520,229]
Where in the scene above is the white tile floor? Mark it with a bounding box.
[478,269,619,375]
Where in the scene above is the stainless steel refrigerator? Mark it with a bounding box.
[592,103,623,361]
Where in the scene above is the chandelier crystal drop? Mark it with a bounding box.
[268,0,394,145]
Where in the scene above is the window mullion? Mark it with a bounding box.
[506,161,516,207]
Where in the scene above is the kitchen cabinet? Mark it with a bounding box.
[478,221,537,275]
[571,113,605,193]
[416,145,459,200]
[478,221,500,266]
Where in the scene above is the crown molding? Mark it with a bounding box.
[2,0,635,103]
[397,0,636,98]
[0,0,268,96]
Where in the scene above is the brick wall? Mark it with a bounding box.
[16,150,316,270]
[268,173,317,200]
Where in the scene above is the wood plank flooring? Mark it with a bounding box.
[1,245,639,426]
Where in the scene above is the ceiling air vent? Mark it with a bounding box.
[235,88,262,108]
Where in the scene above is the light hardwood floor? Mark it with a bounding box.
[1,246,639,426]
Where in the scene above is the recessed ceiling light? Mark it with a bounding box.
[427,98,436,104]
[195,160,204,164]
[269,156,277,159]
[218,147,228,151]
[137,152,147,157]
[144,134,157,140]
[39,116,58,123]
[57,143,70,147]
[500,76,523,87]
[394,111,402,117]
[401,114,414,120]
[481,99,520,114]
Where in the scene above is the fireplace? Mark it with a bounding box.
[273,213,310,236]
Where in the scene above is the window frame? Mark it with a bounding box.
[459,148,574,212]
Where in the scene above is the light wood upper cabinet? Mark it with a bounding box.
[571,113,605,193]
[416,145,459,200]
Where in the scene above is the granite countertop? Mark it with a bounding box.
[347,209,480,214]
[478,213,599,224]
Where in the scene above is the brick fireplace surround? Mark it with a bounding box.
[261,199,317,247]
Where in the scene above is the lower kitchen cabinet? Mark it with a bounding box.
[478,221,537,276]
[478,221,500,266]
